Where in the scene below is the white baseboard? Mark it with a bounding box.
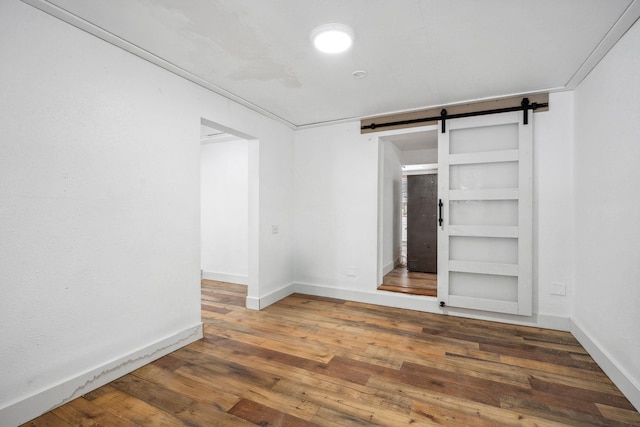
[295,281,441,312]
[535,313,572,332]
[294,282,570,331]
[202,271,248,285]
[571,318,640,411]
[0,323,203,427]
[382,259,398,276]
[245,296,260,310]
[245,282,295,310]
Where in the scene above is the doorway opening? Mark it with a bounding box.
[376,111,533,314]
[377,126,439,297]
[200,118,259,308]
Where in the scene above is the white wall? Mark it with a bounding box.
[0,2,293,424]
[293,94,574,329]
[250,119,295,309]
[534,91,574,320]
[294,123,379,292]
[200,140,248,284]
[381,142,403,275]
[400,148,438,165]
[572,18,640,409]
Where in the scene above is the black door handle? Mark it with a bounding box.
[438,199,443,226]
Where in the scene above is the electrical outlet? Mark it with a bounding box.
[347,266,357,277]
[551,282,566,296]
[272,225,279,234]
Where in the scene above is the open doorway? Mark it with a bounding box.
[377,126,438,296]
[200,122,249,284]
[200,118,259,309]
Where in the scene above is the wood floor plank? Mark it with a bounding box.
[171,349,321,421]
[312,406,416,426]
[324,355,502,408]
[201,302,232,314]
[49,391,139,427]
[150,353,188,372]
[90,388,187,426]
[269,302,479,359]
[411,398,568,427]
[201,279,247,295]
[422,323,588,355]
[220,308,370,353]
[359,342,511,381]
[194,335,343,381]
[481,341,599,370]
[22,280,640,427]
[192,336,373,389]
[229,398,318,427]
[500,395,634,427]
[270,377,420,426]
[110,373,252,426]
[529,376,636,411]
[596,403,640,425]
[204,321,335,364]
[131,362,241,411]
[447,349,627,398]
[277,295,425,334]
[498,353,612,383]
[369,376,567,427]
[20,410,75,427]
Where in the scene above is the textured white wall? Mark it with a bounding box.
[200,140,248,283]
[573,18,640,407]
[0,2,293,424]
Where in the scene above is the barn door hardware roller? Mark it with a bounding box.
[361,97,547,133]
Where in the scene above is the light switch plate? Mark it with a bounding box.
[551,282,566,296]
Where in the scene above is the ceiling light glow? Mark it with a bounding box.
[311,23,354,53]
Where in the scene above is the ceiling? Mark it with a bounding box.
[382,130,438,152]
[24,0,640,129]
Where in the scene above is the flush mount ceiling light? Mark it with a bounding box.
[310,23,355,53]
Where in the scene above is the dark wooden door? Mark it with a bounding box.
[407,174,438,273]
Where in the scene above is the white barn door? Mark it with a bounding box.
[437,111,532,316]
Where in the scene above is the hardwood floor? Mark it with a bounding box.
[379,265,437,297]
[23,280,640,426]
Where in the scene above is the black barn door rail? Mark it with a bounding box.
[361,97,548,133]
